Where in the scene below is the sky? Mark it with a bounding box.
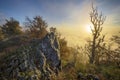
[0,0,120,46]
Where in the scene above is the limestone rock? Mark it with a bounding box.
[0,32,61,80]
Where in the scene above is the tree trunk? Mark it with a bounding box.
[90,35,96,64]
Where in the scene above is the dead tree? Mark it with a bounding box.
[88,5,106,64]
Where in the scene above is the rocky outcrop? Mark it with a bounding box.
[0,32,61,80]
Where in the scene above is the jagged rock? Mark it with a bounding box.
[0,32,61,80]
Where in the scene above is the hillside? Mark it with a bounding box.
[0,32,61,80]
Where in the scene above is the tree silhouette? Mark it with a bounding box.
[111,32,120,67]
[86,5,106,64]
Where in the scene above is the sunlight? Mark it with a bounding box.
[86,24,92,33]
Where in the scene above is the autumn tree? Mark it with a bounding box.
[1,18,22,37]
[25,16,48,39]
[85,5,106,64]
[0,26,4,40]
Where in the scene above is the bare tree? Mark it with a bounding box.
[86,5,106,64]
[111,32,120,67]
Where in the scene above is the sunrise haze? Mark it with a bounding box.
[0,0,120,46]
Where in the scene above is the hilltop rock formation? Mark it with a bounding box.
[0,32,61,80]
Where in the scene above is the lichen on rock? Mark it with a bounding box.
[0,32,61,80]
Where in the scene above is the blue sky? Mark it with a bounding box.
[0,0,83,25]
[0,0,120,27]
[0,0,120,46]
